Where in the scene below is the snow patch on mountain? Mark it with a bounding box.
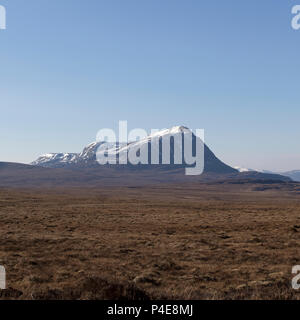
[234,166,256,173]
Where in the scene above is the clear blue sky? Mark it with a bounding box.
[0,0,299,171]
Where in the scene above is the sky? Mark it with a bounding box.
[0,0,299,171]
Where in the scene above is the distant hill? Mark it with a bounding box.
[281,170,300,182]
[0,161,291,188]
[234,166,300,182]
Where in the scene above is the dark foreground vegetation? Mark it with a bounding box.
[1,182,300,300]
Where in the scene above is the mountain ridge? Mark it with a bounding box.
[31,126,236,174]
[0,126,293,187]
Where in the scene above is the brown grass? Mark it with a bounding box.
[0,183,300,300]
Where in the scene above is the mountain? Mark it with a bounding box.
[281,170,300,182]
[31,126,236,174]
[0,126,291,187]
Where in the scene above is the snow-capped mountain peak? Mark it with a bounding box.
[30,125,236,174]
[31,126,196,167]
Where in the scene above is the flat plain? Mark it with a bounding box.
[1,182,300,300]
